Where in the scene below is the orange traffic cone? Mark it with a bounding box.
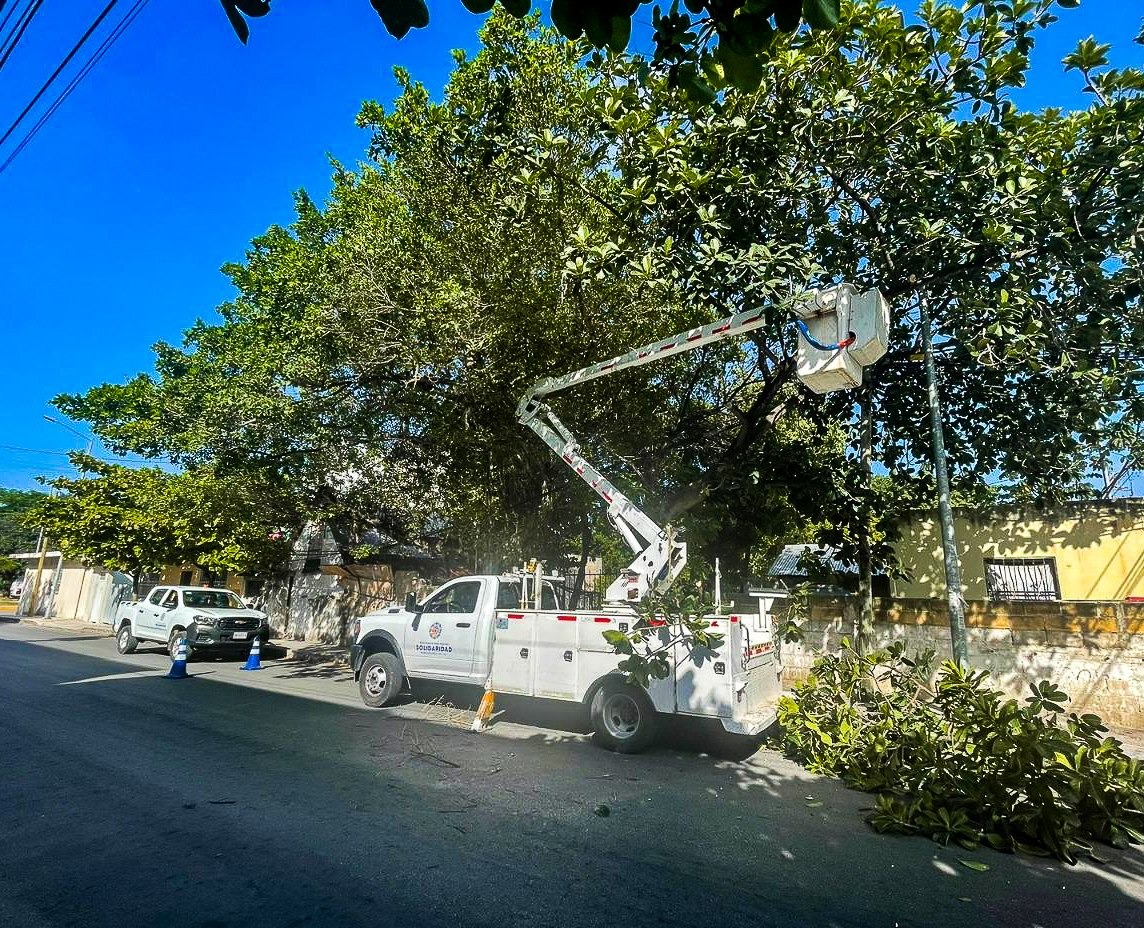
[471,679,495,732]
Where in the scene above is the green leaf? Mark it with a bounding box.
[369,0,430,39]
[958,859,990,872]
[802,0,840,30]
[550,0,583,39]
[716,43,763,92]
[607,15,632,53]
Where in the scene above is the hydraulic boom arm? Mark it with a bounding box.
[516,302,789,606]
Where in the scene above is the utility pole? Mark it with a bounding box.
[30,524,47,617]
[856,387,875,655]
[920,297,968,666]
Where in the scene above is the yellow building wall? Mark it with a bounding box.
[893,502,1144,601]
[160,565,244,596]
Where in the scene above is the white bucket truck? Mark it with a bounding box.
[349,285,888,751]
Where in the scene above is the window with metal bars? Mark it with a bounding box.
[984,557,1061,602]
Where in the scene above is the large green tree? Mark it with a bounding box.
[59,5,1143,595]
[0,488,47,584]
[548,0,1143,560]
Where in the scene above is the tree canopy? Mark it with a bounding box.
[23,456,292,585]
[58,4,1143,590]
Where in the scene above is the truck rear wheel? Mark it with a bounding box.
[359,652,403,708]
[590,681,657,754]
[116,623,137,655]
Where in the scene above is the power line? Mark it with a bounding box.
[0,0,43,72]
[0,0,118,151]
[0,443,159,464]
[0,0,148,176]
[0,1,26,49]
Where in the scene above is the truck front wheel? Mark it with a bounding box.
[590,681,657,754]
[359,652,403,708]
[116,623,137,655]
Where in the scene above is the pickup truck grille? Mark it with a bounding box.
[219,617,259,630]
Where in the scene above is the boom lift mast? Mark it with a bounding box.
[517,284,888,607]
[516,287,849,606]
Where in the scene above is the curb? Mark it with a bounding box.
[277,643,350,667]
[14,616,112,637]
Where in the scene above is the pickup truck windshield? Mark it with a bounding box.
[183,590,246,609]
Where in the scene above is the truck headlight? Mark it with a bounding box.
[351,619,361,642]
[192,614,217,627]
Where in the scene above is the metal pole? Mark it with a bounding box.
[919,298,968,666]
[30,525,47,616]
[856,387,874,655]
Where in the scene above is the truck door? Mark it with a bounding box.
[405,579,485,679]
[136,587,168,637]
[153,588,179,640]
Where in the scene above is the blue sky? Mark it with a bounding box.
[0,0,1140,491]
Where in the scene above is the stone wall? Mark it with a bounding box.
[777,596,1144,729]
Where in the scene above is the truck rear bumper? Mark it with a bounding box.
[720,707,778,737]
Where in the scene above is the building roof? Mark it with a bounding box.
[768,544,856,577]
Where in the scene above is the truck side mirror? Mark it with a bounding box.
[405,592,418,613]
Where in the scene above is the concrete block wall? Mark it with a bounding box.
[778,597,1144,729]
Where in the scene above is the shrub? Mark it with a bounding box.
[777,640,1144,862]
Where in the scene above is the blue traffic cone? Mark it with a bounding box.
[241,637,262,672]
[165,637,189,679]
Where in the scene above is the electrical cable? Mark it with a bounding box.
[0,0,42,71]
[795,319,857,352]
[0,0,118,151]
[0,0,25,49]
[0,0,148,176]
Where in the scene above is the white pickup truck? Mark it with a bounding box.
[349,573,781,752]
[115,585,269,660]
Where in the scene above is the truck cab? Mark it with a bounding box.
[349,574,562,691]
[114,585,269,659]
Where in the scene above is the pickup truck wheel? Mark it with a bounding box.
[116,623,137,655]
[359,652,402,708]
[168,629,189,661]
[590,682,657,754]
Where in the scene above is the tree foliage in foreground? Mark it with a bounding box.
[219,0,843,95]
[778,642,1144,862]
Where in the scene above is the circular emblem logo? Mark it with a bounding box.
[429,621,443,640]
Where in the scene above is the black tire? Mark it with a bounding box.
[169,629,188,661]
[358,652,403,708]
[116,622,138,655]
[590,680,658,754]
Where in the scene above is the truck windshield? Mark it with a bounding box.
[183,590,245,609]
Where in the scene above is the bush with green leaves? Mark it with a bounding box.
[777,641,1144,862]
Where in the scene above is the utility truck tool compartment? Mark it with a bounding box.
[490,609,781,735]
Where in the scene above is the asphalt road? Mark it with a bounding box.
[3,620,1143,928]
